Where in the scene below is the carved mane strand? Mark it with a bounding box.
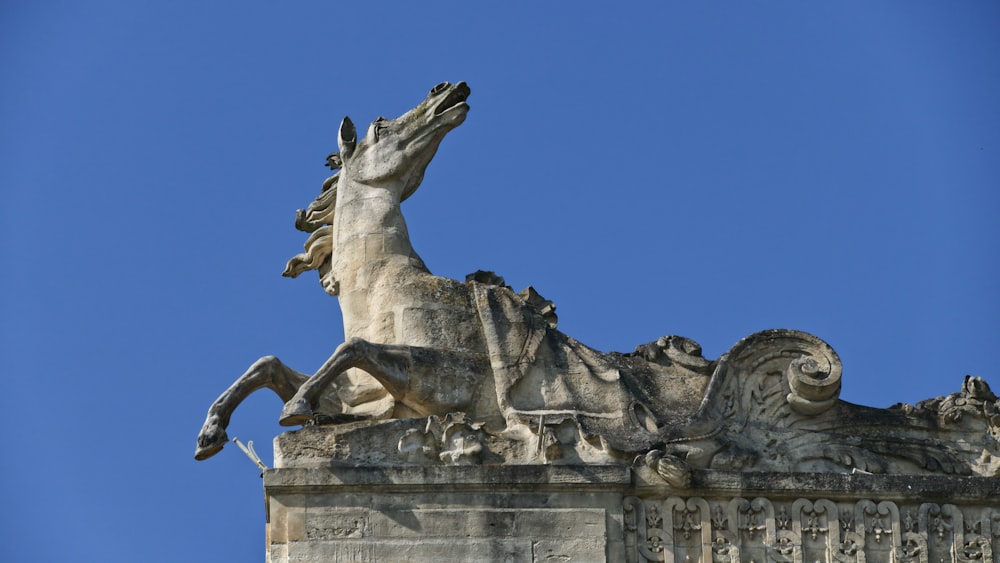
[282,172,339,295]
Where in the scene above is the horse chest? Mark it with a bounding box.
[339,268,485,353]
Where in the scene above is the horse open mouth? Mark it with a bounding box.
[433,82,471,116]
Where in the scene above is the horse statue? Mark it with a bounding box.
[195,82,999,479]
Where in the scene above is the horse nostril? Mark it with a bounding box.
[430,82,449,95]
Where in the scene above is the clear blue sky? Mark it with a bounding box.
[2,2,997,561]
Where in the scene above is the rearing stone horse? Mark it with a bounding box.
[194,81,715,462]
[195,82,999,479]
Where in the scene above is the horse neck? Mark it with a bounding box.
[332,176,429,338]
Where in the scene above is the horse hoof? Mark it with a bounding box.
[279,398,313,427]
[194,441,225,461]
[194,429,229,461]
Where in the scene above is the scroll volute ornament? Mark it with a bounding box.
[786,346,842,416]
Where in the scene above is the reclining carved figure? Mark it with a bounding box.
[195,82,999,478]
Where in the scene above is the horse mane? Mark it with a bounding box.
[282,157,340,296]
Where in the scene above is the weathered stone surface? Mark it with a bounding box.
[265,466,626,562]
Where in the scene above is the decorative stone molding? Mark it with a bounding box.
[263,463,999,563]
[623,496,997,563]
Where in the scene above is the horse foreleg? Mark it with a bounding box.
[278,338,410,426]
[278,338,492,426]
[195,356,309,460]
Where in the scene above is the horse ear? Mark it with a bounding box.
[338,116,357,160]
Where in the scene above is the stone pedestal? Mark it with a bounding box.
[264,430,1000,563]
[265,465,626,561]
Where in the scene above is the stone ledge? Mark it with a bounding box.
[264,464,632,493]
[681,469,1000,502]
[266,464,999,501]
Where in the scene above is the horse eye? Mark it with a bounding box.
[430,82,449,95]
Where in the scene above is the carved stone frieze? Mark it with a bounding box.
[624,496,998,563]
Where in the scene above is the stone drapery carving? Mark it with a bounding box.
[624,496,998,563]
[195,81,998,482]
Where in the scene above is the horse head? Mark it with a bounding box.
[339,81,470,201]
[283,82,470,294]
